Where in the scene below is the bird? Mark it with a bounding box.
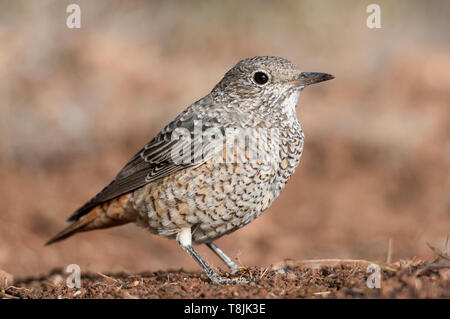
[46,56,334,283]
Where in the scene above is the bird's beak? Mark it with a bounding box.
[288,72,335,87]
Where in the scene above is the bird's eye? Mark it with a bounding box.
[253,71,269,85]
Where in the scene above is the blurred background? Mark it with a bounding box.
[0,0,449,278]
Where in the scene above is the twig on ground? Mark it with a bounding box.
[386,238,393,264]
[6,286,32,293]
[444,231,449,255]
[344,265,360,287]
[271,259,397,272]
[259,266,270,279]
[236,249,244,268]
[415,263,450,276]
[426,242,450,262]
[0,290,19,299]
[97,272,118,283]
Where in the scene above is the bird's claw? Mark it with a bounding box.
[209,273,251,284]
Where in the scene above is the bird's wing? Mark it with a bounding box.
[67,106,224,222]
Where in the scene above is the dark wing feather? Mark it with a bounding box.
[67,104,221,222]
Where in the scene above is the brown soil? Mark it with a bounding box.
[3,258,448,299]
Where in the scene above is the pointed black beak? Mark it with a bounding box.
[294,72,334,87]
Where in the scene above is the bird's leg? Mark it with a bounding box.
[176,228,226,283]
[207,242,243,275]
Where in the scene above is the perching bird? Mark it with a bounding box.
[46,56,334,283]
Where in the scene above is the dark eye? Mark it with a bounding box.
[253,71,269,85]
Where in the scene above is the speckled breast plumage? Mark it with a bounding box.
[127,120,304,244]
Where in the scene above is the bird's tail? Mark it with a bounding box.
[45,194,133,246]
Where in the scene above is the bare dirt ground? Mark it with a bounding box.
[2,256,449,299]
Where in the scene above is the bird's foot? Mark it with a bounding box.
[208,272,250,284]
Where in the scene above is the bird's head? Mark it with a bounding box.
[212,56,334,116]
